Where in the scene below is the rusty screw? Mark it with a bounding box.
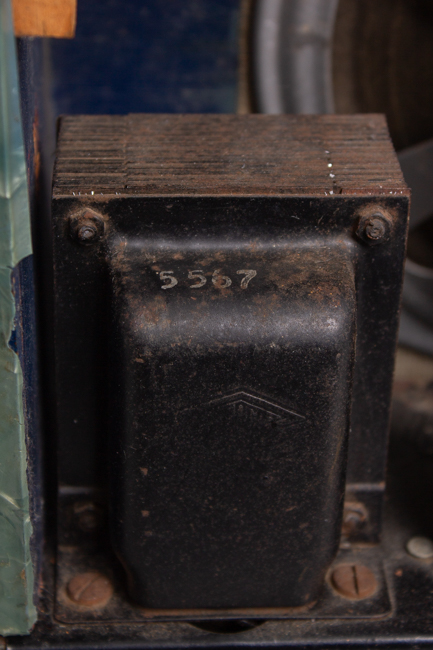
[356,212,390,245]
[365,217,386,241]
[78,223,98,242]
[66,571,113,608]
[342,501,367,537]
[331,564,378,599]
[69,209,105,245]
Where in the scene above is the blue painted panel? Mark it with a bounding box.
[49,0,241,115]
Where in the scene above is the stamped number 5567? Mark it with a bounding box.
[159,269,257,290]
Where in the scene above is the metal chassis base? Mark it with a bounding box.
[6,430,433,649]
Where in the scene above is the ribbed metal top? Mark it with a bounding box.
[53,114,408,198]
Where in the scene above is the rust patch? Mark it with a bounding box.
[137,294,167,326]
[197,252,227,267]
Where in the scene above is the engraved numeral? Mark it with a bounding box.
[236,269,257,289]
[160,270,178,289]
[188,270,207,288]
[212,269,232,289]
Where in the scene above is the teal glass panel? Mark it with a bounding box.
[0,0,35,635]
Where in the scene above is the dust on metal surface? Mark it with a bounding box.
[50,115,409,618]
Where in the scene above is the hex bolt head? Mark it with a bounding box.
[406,536,433,559]
[331,564,378,599]
[66,571,113,608]
[68,209,105,245]
[356,212,391,245]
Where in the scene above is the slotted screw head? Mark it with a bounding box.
[66,571,113,607]
[331,564,378,599]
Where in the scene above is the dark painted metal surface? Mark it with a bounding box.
[48,114,408,616]
[108,231,356,609]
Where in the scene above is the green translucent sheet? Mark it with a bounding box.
[0,0,36,635]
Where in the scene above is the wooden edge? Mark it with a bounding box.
[12,0,77,38]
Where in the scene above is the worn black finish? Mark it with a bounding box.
[51,194,406,612]
[108,222,356,609]
[53,486,391,623]
[50,115,408,616]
